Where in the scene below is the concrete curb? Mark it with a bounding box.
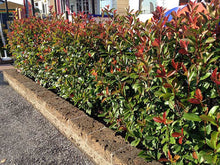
[3,69,160,165]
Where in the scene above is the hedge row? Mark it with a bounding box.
[8,1,220,164]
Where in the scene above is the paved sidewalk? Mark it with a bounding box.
[0,64,14,71]
[0,71,94,165]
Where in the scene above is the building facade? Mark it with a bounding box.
[129,0,180,21]
[49,0,129,15]
[47,0,209,19]
[34,0,49,15]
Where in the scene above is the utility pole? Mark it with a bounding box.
[92,0,95,15]
[25,0,29,18]
[54,0,57,15]
[31,0,35,16]
[5,0,9,21]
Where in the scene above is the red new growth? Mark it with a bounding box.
[171,59,182,71]
[156,65,166,78]
[179,40,189,54]
[188,89,203,104]
[172,128,184,144]
[179,40,189,50]
[152,38,160,47]
[153,112,173,125]
[211,68,220,85]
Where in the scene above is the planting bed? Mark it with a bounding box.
[7,1,220,164]
[3,69,160,165]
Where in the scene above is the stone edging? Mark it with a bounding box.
[3,69,160,165]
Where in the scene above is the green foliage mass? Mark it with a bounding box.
[7,1,220,164]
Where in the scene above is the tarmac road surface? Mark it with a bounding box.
[0,71,94,165]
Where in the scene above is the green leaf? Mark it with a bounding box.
[199,150,216,164]
[161,93,173,100]
[168,99,175,110]
[208,56,220,65]
[200,115,217,126]
[216,143,220,153]
[206,124,212,135]
[210,131,219,149]
[200,73,211,81]
[162,143,168,154]
[205,37,216,44]
[170,137,176,144]
[173,145,182,154]
[131,138,140,147]
[161,138,166,144]
[154,91,163,97]
[87,101,93,108]
[183,113,202,122]
[145,136,154,141]
[209,106,219,116]
[121,76,129,81]
[188,71,195,84]
[129,73,139,79]
[204,154,215,164]
[157,152,162,160]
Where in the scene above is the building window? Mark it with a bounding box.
[139,0,157,14]
[76,0,90,14]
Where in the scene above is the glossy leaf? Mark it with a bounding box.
[183,113,202,121]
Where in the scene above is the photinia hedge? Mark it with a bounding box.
[8,1,220,164]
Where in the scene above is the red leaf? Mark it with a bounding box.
[110,66,113,74]
[178,49,188,54]
[163,112,166,121]
[195,89,203,101]
[181,128,183,134]
[156,67,166,78]
[163,83,172,88]
[158,158,169,162]
[97,93,104,96]
[153,117,164,123]
[180,40,189,50]
[188,98,200,104]
[143,65,148,73]
[172,132,182,137]
[179,137,183,144]
[215,80,220,85]
[138,47,144,54]
[167,70,176,78]
[171,59,177,70]
[168,150,172,160]
[92,71,97,76]
[182,63,188,73]
[211,68,220,85]
[211,68,217,79]
[70,94,74,98]
[217,113,220,121]
[152,38,160,47]
[111,58,117,65]
[106,86,109,95]
[192,151,198,159]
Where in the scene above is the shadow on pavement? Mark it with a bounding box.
[0,72,9,86]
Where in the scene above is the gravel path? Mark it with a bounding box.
[0,71,94,165]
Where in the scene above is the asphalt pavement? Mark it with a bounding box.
[0,70,94,165]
